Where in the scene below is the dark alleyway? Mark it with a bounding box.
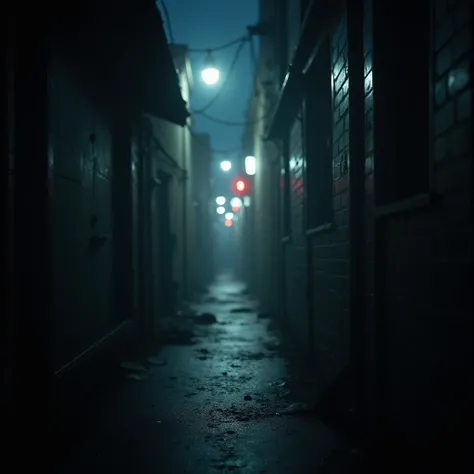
[5,2,472,474]
[54,274,363,474]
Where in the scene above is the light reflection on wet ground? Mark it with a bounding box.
[59,274,356,474]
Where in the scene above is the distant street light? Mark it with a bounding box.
[230,197,242,208]
[225,212,234,220]
[220,160,232,172]
[201,50,220,85]
[216,206,225,215]
[216,196,226,206]
[245,155,256,175]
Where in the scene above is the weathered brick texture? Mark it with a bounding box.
[284,118,308,349]
[317,13,350,375]
[308,11,351,386]
[282,9,352,388]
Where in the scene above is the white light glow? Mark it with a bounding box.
[243,196,251,207]
[230,197,242,208]
[225,212,234,220]
[216,206,225,215]
[201,67,220,85]
[245,155,256,176]
[216,196,226,206]
[220,160,232,172]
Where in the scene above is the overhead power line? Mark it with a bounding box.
[188,36,247,53]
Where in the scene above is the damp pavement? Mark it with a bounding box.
[56,274,361,474]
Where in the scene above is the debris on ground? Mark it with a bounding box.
[237,350,269,361]
[120,361,148,372]
[146,356,167,366]
[244,394,252,401]
[155,315,195,344]
[194,312,217,324]
[230,307,253,313]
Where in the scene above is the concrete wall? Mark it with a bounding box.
[242,0,283,314]
[191,133,213,293]
[144,47,193,307]
[49,59,115,370]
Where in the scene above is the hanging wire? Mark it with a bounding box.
[193,36,275,127]
[191,37,249,115]
[188,36,248,53]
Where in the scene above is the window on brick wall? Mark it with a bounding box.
[373,0,431,205]
[304,36,333,230]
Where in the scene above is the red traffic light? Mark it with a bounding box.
[233,177,249,195]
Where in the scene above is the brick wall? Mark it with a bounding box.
[371,0,473,444]
[308,12,351,384]
[284,117,308,349]
[50,61,114,370]
[282,9,352,387]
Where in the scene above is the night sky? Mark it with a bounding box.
[158,0,259,163]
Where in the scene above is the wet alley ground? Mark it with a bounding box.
[55,274,365,474]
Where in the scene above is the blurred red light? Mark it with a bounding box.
[224,219,233,227]
[236,180,245,192]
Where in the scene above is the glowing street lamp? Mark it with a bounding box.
[220,160,232,172]
[201,50,220,85]
[225,212,234,220]
[216,206,225,215]
[216,196,226,206]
